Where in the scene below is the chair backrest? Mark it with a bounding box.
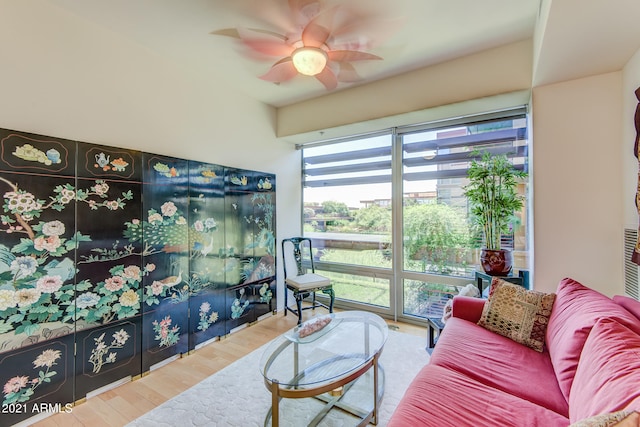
[282,237,316,279]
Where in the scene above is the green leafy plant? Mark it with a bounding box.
[404,203,472,274]
[463,151,527,250]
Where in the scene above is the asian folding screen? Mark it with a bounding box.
[0,128,276,425]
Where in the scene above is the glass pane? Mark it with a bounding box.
[401,117,529,278]
[316,270,390,308]
[403,279,458,318]
[303,134,392,269]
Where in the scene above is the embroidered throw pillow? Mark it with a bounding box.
[569,411,639,427]
[477,278,556,352]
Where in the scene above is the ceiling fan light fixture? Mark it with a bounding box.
[291,47,327,76]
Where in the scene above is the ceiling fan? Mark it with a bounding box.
[212,0,387,90]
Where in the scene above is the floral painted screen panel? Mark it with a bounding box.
[250,172,276,321]
[74,142,144,399]
[140,154,189,372]
[0,335,74,426]
[74,316,141,398]
[224,169,276,333]
[0,127,277,424]
[0,129,77,421]
[0,172,77,347]
[224,169,254,331]
[75,142,144,329]
[187,161,226,350]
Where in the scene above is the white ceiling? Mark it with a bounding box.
[47,0,640,108]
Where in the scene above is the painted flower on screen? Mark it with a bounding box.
[2,348,61,405]
[36,275,63,294]
[10,256,38,279]
[41,220,65,236]
[0,290,17,311]
[74,292,100,309]
[119,290,139,307]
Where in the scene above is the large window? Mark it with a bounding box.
[400,113,528,318]
[301,109,529,322]
[302,134,393,308]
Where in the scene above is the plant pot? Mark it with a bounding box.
[480,249,513,276]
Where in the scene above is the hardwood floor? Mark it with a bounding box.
[30,310,425,427]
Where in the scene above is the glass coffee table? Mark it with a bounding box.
[259,311,388,426]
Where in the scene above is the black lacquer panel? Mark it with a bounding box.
[0,127,276,406]
[0,128,75,176]
[0,334,74,426]
[141,154,189,371]
[72,143,145,398]
[187,162,226,350]
[188,288,226,349]
[141,301,189,370]
[74,316,142,399]
[76,142,142,182]
[75,176,143,329]
[224,168,254,331]
[223,170,276,333]
[0,171,77,353]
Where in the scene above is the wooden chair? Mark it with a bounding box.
[281,237,334,325]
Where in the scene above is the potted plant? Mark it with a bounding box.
[463,151,527,275]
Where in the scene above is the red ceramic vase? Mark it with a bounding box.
[480,249,513,276]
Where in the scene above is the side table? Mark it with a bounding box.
[475,270,529,297]
[425,317,445,353]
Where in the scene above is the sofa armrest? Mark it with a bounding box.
[452,295,485,323]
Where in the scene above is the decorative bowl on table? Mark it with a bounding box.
[285,314,340,343]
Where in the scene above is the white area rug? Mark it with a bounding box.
[127,330,429,427]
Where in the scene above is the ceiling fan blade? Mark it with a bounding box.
[302,21,331,48]
[236,27,294,57]
[315,66,338,90]
[328,50,382,62]
[259,58,299,83]
[212,27,285,40]
[302,5,340,47]
[336,62,362,83]
[210,28,242,38]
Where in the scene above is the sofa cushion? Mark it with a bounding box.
[569,411,639,427]
[613,295,640,321]
[545,278,640,401]
[387,364,570,427]
[569,319,640,422]
[431,317,569,416]
[477,278,555,352]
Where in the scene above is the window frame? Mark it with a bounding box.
[299,107,529,323]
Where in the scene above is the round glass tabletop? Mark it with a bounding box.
[259,311,388,389]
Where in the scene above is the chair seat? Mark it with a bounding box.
[285,273,331,292]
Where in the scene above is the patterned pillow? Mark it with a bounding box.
[477,278,556,352]
[569,411,639,427]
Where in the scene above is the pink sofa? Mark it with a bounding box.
[388,278,640,427]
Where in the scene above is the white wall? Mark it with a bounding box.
[0,2,301,309]
[532,72,623,295]
[278,39,533,142]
